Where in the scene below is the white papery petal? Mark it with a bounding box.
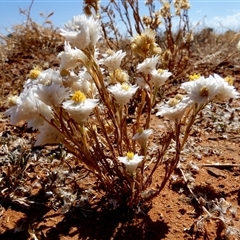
[58,42,88,70]
[60,15,101,50]
[63,99,98,122]
[108,83,138,105]
[35,83,70,107]
[212,74,239,101]
[35,122,62,146]
[118,154,144,173]
[137,56,159,74]
[156,97,192,121]
[99,50,126,71]
[151,69,172,88]
[133,129,154,147]
[5,86,53,126]
[181,76,219,104]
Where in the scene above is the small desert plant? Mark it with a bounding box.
[4,6,239,213]
[189,197,240,239]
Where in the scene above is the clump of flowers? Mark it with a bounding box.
[5,14,239,212]
[156,73,239,160]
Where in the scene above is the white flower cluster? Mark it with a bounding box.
[5,65,99,146]
[181,74,239,103]
[157,74,239,121]
[5,14,165,176]
[5,15,103,146]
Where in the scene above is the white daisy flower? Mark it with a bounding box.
[151,69,172,88]
[118,152,144,174]
[99,50,126,71]
[25,68,62,87]
[60,15,101,50]
[133,128,153,147]
[35,122,63,146]
[72,78,91,94]
[108,82,138,105]
[26,100,54,130]
[181,76,219,104]
[137,56,159,74]
[211,74,239,101]
[156,96,191,121]
[135,77,149,90]
[58,42,87,70]
[62,90,98,122]
[35,83,70,107]
[5,86,53,127]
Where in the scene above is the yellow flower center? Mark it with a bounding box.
[29,69,41,79]
[199,86,209,97]
[137,127,144,134]
[60,69,70,77]
[157,69,164,74]
[106,49,115,55]
[115,69,129,83]
[224,76,234,86]
[8,95,18,106]
[189,73,201,81]
[121,82,130,91]
[127,152,134,160]
[174,94,183,101]
[71,91,86,103]
[168,98,179,107]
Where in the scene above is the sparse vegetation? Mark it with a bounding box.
[0,0,240,239]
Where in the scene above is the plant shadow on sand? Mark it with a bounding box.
[0,201,170,240]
